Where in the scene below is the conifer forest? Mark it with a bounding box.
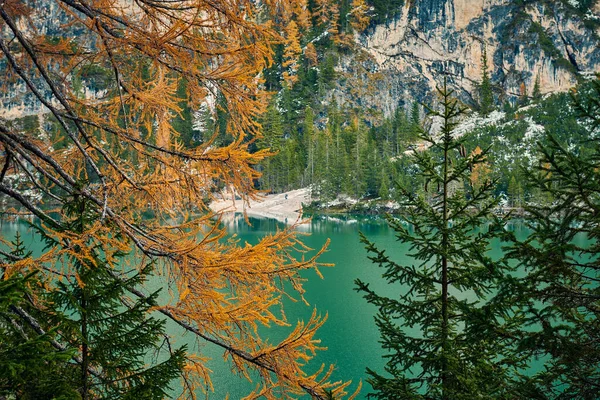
[0,0,599,399]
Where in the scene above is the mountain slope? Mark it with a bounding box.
[336,0,600,117]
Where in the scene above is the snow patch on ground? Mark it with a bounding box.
[523,116,546,140]
[192,103,212,133]
[427,111,505,139]
[452,111,505,138]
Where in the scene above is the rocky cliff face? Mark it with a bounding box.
[335,0,600,118]
[2,0,600,123]
[0,1,94,120]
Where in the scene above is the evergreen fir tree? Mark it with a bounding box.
[393,106,420,153]
[378,163,390,199]
[532,74,542,102]
[171,78,195,147]
[283,137,305,190]
[258,100,285,191]
[363,138,380,197]
[505,77,600,398]
[318,53,337,92]
[35,192,186,399]
[0,233,78,399]
[479,46,494,116]
[355,80,518,399]
[503,100,516,119]
[410,101,420,127]
[329,103,346,197]
[213,93,233,147]
[507,174,524,209]
[350,114,368,198]
[312,127,329,197]
[304,106,317,190]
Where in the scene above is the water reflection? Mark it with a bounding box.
[1,214,559,399]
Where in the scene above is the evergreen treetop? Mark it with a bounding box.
[35,193,186,399]
[479,46,494,116]
[356,80,519,399]
[0,233,78,399]
[504,77,600,398]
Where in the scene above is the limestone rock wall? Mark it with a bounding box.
[343,0,600,117]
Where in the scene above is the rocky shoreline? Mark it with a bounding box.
[209,188,527,225]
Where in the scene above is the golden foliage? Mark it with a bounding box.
[313,0,340,37]
[350,0,371,33]
[305,42,319,67]
[470,146,491,190]
[327,3,340,36]
[282,20,302,86]
[0,0,355,398]
[292,0,312,32]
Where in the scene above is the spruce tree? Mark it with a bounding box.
[392,107,407,154]
[329,105,346,197]
[305,106,317,191]
[0,233,78,399]
[410,101,421,127]
[35,191,186,399]
[378,163,390,200]
[479,46,494,116]
[171,78,195,147]
[356,80,518,399]
[532,74,542,103]
[507,174,524,209]
[505,78,600,398]
[258,100,285,191]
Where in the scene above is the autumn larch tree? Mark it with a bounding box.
[282,20,303,86]
[0,0,357,398]
[356,81,520,399]
[349,0,371,33]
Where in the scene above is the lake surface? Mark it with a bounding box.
[0,215,532,399]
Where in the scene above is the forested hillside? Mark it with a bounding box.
[3,0,600,206]
[200,0,600,205]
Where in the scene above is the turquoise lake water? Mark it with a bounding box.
[0,215,533,399]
